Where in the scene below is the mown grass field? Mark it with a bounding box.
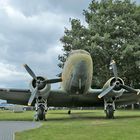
[1,109,140,140]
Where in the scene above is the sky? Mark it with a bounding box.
[0,0,92,90]
[0,0,139,92]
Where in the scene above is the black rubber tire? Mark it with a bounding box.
[68,110,71,115]
[105,105,114,119]
[37,106,45,120]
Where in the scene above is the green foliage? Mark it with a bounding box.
[59,0,140,88]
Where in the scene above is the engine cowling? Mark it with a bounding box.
[30,76,51,98]
[103,77,125,97]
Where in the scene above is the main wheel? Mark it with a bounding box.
[68,110,71,114]
[105,105,114,119]
[37,106,46,121]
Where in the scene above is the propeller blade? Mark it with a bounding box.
[110,60,118,80]
[98,85,115,99]
[120,84,138,93]
[23,64,37,80]
[42,78,62,84]
[28,86,38,106]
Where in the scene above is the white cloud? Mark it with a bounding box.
[0,62,27,81]
[0,62,30,89]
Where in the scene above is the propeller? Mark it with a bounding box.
[120,84,138,93]
[98,60,138,98]
[110,60,118,80]
[98,85,115,99]
[28,86,38,106]
[24,64,37,80]
[23,64,62,105]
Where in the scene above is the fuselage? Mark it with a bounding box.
[61,50,93,95]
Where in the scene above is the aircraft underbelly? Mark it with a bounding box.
[48,94,103,107]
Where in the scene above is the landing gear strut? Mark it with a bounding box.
[34,98,48,121]
[104,100,115,119]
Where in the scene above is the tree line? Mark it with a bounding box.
[58,0,140,88]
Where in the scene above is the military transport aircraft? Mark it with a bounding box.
[0,49,139,120]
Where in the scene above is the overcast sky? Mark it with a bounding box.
[0,0,92,90]
[0,0,139,91]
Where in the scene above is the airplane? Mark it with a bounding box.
[0,49,139,121]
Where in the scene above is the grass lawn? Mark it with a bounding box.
[1,109,140,140]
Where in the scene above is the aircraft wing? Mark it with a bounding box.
[0,88,103,107]
[0,87,140,107]
[0,88,67,106]
[115,91,140,106]
[88,88,140,106]
[0,88,70,106]
[0,88,31,105]
[49,89,140,107]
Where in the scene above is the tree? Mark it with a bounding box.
[58,0,140,88]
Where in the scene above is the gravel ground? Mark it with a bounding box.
[0,121,41,140]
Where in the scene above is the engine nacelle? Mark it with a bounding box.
[30,76,51,98]
[103,77,125,97]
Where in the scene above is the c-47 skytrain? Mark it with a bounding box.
[0,50,139,120]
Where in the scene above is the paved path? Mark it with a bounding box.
[0,121,41,140]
